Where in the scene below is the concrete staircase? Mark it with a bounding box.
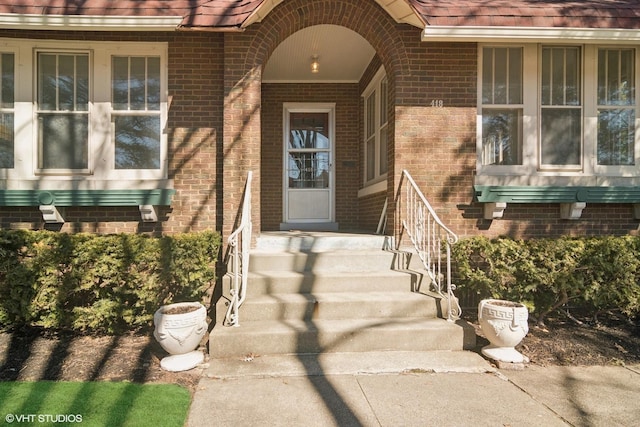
[209,232,475,364]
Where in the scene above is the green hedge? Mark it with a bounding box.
[0,230,221,334]
[452,236,640,326]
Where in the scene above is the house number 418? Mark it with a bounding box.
[431,99,444,107]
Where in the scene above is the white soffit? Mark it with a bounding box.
[0,13,183,31]
[375,0,423,28]
[244,0,423,28]
[422,26,640,44]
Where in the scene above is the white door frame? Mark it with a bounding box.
[282,102,336,230]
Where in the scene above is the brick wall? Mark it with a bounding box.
[2,1,640,239]
[0,30,224,235]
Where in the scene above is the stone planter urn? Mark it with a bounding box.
[478,299,529,363]
[153,302,207,372]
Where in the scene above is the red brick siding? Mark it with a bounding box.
[2,0,640,239]
[0,30,223,234]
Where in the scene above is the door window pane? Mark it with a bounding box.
[287,152,329,189]
[289,113,329,149]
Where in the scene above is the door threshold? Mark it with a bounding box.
[279,222,339,231]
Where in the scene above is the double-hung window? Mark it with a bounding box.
[597,48,636,166]
[478,43,639,181]
[0,52,14,169]
[37,51,90,171]
[540,46,582,169]
[0,39,168,189]
[481,47,523,166]
[363,68,388,185]
[112,56,161,170]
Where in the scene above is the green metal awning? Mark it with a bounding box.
[474,186,640,204]
[0,189,176,206]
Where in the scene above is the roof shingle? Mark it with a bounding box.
[0,0,266,29]
[0,1,638,30]
[410,0,640,29]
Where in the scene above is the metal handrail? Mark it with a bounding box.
[224,171,252,327]
[400,170,462,321]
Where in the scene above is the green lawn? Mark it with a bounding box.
[0,381,191,427]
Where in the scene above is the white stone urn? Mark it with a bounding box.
[478,299,529,363]
[153,302,207,372]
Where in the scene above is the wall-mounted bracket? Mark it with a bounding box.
[139,205,158,222]
[39,205,64,223]
[483,202,507,219]
[560,202,586,220]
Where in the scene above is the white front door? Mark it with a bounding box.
[283,103,335,229]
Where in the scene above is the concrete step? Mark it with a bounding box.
[205,350,494,379]
[216,291,441,323]
[255,232,392,252]
[248,249,409,273]
[209,317,476,358]
[225,269,425,296]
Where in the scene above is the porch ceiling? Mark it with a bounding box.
[262,24,376,83]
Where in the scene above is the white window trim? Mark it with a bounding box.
[361,67,388,190]
[0,37,170,191]
[476,42,640,186]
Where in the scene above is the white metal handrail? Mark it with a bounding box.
[400,170,462,321]
[224,171,252,327]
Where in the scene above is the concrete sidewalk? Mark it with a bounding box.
[186,352,640,427]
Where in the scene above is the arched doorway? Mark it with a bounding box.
[261,24,382,231]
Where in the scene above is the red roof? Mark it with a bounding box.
[0,0,638,30]
[410,0,640,29]
[0,0,266,29]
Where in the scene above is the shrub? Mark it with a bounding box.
[0,230,221,334]
[452,235,640,326]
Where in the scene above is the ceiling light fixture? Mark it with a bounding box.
[311,55,319,73]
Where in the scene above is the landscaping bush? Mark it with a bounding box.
[0,230,221,334]
[452,235,640,326]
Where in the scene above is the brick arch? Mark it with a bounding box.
[243,0,410,79]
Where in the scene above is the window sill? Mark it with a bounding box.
[358,180,386,198]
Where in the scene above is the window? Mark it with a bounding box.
[37,52,89,171]
[540,46,582,169]
[0,52,14,169]
[478,43,640,180]
[0,39,168,189]
[597,48,635,166]
[481,47,523,165]
[112,56,161,169]
[363,68,388,185]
